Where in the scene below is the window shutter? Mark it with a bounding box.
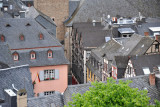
[39,92,44,97]
[55,70,59,79]
[39,71,44,81]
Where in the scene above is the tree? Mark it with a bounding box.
[66,78,160,107]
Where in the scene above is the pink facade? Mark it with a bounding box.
[30,65,68,96]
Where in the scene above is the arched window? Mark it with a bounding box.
[30,51,36,60]
[12,52,19,61]
[1,35,5,42]
[48,50,53,58]
[39,33,44,40]
[19,34,25,41]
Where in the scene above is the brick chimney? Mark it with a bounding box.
[149,73,155,86]
[17,89,27,107]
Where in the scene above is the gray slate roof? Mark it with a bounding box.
[130,54,160,76]
[0,18,60,49]
[26,7,57,36]
[28,92,64,107]
[0,44,14,67]
[0,65,34,100]
[73,22,114,48]
[65,0,160,26]
[90,34,153,78]
[12,47,69,67]
[136,18,160,36]
[64,75,160,104]
[69,0,80,17]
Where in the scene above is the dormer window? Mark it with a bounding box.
[39,33,44,40]
[30,51,36,60]
[1,35,5,42]
[19,34,25,41]
[12,52,19,61]
[48,50,53,58]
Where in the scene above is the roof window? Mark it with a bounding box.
[19,34,25,41]
[142,67,150,75]
[12,52,19,61]
[39,33,44,40]
[30,51,36,60]
[0,35,5,42]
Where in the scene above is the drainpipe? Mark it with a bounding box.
[84,50,87,83]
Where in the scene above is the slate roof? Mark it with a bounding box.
[65,0,160,26]
[136,18,160,36]
[130,54,160,76]
[28,92,64,107]
[26,7,57,36]
[0,18,61,49]
[0,44,14,67]
[115,56,129,78]
[12,47,69,67]
[69,0,80,17]
[0,65,34,100]
[73,22,115,49]
[64,75,160,104]
[89,34,153,79]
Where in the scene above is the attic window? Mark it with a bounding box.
[19,34,25,41]
[12,52,19,61]
[26,23,31,26]
[142,67,150,75]
[0,35,5,42]
[48,50,53,58]
[6,24,11,27]
[30,51,36,60]
[39,33,44,40]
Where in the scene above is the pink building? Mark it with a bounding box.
[0,18,69,97]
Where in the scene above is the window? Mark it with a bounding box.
[44,69,55,80]
[30,51,36,59]
[44,91,55,96]
[0,35,5,42]
[39,33,44,40]
[12,52,19,61]
[155,44,159,49]
[6,24,11,27]
[112,66,117,79]
[26,23,31,26]
[143,67,150,75]
[48,50,53,58]
[4,6,8,11]
[20,34,24,41]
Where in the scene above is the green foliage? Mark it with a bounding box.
[65,78,160,107]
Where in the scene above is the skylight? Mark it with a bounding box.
[142,67,150,75]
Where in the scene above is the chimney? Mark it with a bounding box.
[4,89,17,107]
[17,89,27,107]
[149,73,155,86]
[144,32,149,36]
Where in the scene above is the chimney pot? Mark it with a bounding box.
[149,73,155,86]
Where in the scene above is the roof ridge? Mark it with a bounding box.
[0,64,29,71]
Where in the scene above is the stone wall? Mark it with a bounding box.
[34,0,69,41]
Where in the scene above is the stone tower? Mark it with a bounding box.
[34,0,69,42]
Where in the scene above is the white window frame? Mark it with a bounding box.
[48,51,52,58]
[14,54,18,61]
[44,69,55,80]
[31,53,36,59]
[44,91,55,96]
